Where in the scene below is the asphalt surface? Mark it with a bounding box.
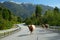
[0,23,60,40]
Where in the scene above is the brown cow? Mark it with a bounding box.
[45,24,49,29]
[28,25,35,34]
[41,24,45,28]
[41,24,49,29]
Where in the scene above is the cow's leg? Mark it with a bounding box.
[30,28,33,34]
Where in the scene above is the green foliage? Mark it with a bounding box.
[17,17,22,23]
[0,19,4,30]
[42,7,60,26]
[25,18,32,25]
[0,1,54,20]
[0,7,22,30]
[54,7,59,13]
[25,5,42,25]
[2,8,9,20]
[35,5,42,18]
[25,6,60,26]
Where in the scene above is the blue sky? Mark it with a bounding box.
[0,0,60,8]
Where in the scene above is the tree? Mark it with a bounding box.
[25,18,32,25]
[2,8,9,20]
[43,10,54,25]
[17,16,22,23]
[0,7,2,18]
[0,7,2,10]
[35,5,42,18]
[0,7,22,30]
[25,5,42,25]
[35,5,42,24]
[8,9,12,21]
[54,7,59,13]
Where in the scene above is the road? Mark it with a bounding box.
[0,23,60,40]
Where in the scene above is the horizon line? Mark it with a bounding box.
[0,1,60,8]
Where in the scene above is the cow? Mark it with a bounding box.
[28,25,35,34]
[41,24,49,29]
[41,24,45,28]
[45,24,49,29]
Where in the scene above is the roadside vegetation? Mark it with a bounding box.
[0,5,60,30]
[0,7,22,30]
[25,5,60,26]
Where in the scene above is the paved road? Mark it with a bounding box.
[1,23,60,40]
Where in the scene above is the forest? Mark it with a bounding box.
[0,5,60,30]
[0,7,22,30]
[25,5,60,26]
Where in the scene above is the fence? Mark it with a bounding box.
[0,27,21,39]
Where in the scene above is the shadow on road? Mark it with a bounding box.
[18,34,30,37]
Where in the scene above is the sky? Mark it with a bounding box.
[0,0,60,8]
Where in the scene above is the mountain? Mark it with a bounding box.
[39,4,53,14]
[0,1,53,19]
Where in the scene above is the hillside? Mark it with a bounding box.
[0,1,53,19]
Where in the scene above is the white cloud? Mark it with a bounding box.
[10,1,21,4]
[49,4,60,8]
[1,1,4,3]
